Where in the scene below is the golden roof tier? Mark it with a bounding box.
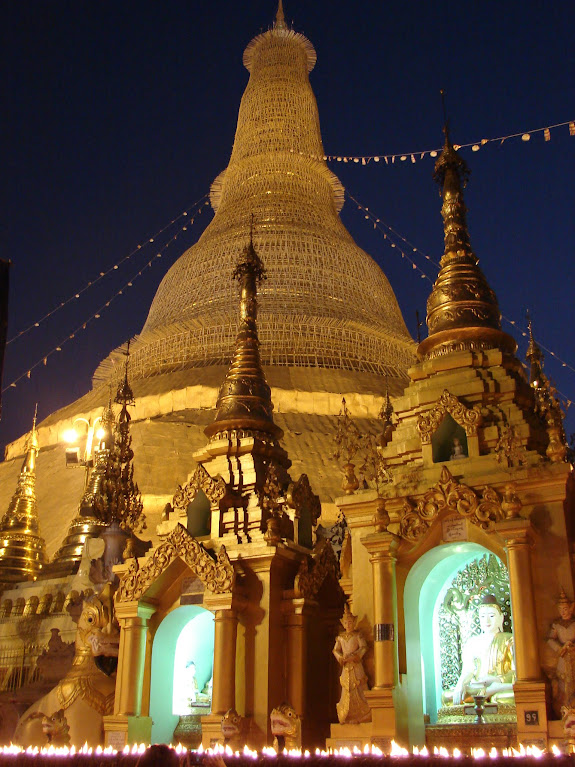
[94,6,414,387]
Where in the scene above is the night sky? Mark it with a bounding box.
[1,0,574,454]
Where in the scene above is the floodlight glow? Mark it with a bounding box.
[95,428,106,440]
[63,429,78,444]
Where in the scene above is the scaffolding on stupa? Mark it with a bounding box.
[94,13,415,388]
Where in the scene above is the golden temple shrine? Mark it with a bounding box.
[0,0,572,756]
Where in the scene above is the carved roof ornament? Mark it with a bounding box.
[115,524,235,602]
[294,539,340,599]
[417,389,482,444]
[286,473,321,529]
[172,464,227,515]
[495,424,526,468]
[397,466,511,543]
[418,113,516,360]
[525,314,567,462]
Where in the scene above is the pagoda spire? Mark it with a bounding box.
[205,229,282,441]
[50,396,115,573]
[526,311,545,387]
[0,406,47,581]
[274,0,287,30]
[418,119,516,359]
[525,314,566,462]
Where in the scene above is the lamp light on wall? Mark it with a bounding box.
[63,416,104,469]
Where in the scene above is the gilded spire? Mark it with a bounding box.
[93,345,145,533]
[50,400,115,572]
[526,312,544,387]
[525,314,566,462]
[205,233,282,440]
[0,406,47,581]
[418,120,516,359]
[274,0,287,30]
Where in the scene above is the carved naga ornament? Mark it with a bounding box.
[398,466,513,543]
[171,464,227,515]
[294,538,340,599]
[115,524,235,602]
[417,389,482,444]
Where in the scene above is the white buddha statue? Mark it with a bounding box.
[446,594,515,705]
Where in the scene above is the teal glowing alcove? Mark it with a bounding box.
[150,605,214,744]
[402,542,504,745]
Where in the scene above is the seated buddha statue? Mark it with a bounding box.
[444,594,515,705]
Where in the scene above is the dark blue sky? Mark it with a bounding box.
[1,0,574,451]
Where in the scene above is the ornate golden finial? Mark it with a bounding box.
[526,310,546,389]
[333,397,364,495]
[524,314,567,462]
[274,0,287,30]
[418,100,516,360]
[377,377,394,447]
[93,345,145,533]
[205,228,282,440]
[0,408,47,581]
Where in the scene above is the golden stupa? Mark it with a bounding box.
[0,1,572,756]
[0,1,414,569]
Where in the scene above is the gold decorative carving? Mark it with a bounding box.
[172,465,226,515]
[116,524,234,602]
[294,539,339,599]
[398,466,508,542]
[417,390,482,444]
[495,424,525,468]
[333,397,364,494]
[286,473,321,529]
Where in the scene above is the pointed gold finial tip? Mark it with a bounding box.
[274,0,287,29]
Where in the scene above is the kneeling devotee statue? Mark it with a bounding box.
[333,603,371,724]
[445,594,515,705]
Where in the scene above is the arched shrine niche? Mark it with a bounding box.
[431,413,468,463]
[150,605,215,745]
[403,543,514,742]
[417,390,482,465]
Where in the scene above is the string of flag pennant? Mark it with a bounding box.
[1,199,213,393]
[291,118,574,166]
[7,196,210,346]
[2,182,572,406]
[347,191,575,403]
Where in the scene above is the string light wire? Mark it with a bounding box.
[7,195,209,345]
[347,191,575,401]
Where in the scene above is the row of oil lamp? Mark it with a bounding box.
[0,743,568,759]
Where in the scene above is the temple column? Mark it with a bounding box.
[201,591,244,747]
[497,518,548,746]
[104,601,156,747]
[361,530,400,746]
[212,608,239,715]
[282,597,315,718]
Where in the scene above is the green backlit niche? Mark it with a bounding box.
[403,542,512,743]
[150,606,215,744]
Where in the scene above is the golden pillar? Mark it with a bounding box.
[497,519,540,681]
[104,601,156,747]
[363,532,399,689]
[360,530,400,745]
[212,608,239,715]
[283,597,313,717]
[497,518,548,745]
